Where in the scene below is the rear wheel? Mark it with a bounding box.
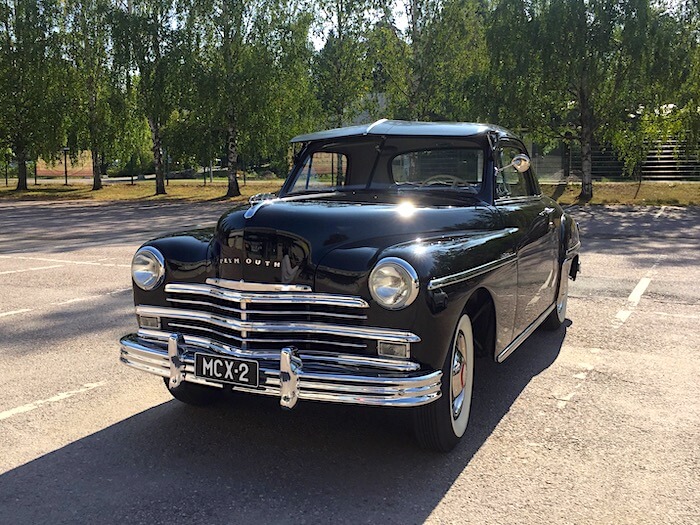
[163,378,223,406]
[413,314,474,452]
[543,262,568,330]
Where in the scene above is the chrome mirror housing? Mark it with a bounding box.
[511,154,531,173]
[497,154,531,173]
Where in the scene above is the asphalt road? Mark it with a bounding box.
[0,201,698,525]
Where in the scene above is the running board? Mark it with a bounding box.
[496,303,556,363]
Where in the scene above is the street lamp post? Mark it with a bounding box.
[62,147,70,185]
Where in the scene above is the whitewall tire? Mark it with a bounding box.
[413,314,475,452]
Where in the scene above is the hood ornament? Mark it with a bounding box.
[244,194,276,219]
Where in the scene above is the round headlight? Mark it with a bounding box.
[369,257,419,310]
[131,246,165,290]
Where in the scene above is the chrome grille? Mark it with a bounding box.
[160,279,376,353]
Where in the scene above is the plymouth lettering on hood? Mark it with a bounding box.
[219,257,282,268]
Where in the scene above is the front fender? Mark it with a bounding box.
[132,228,215,307]
[315,228,518,370]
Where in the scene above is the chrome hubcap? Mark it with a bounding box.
[557,274,568,315]
[451,332,467,419]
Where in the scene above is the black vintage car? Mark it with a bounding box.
[120,120,580,451]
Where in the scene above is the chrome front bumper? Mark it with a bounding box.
[119,331,442,408]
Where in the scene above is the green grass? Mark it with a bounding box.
[541,182,700,206]
[0,179,285,203]
[541,181,700,206]
[2,178,699,206]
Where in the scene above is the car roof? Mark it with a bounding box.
[290,119,519,143]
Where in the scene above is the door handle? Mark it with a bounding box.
[539,207,556,231]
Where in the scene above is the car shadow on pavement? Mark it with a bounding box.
[0,326,566,525]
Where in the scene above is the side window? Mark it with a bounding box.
[289,152,347,193]
[496,146,533,199]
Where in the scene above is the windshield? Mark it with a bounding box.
[285,137,486,196]
[391,148,483,190]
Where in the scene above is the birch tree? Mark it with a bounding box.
[314,0,375,127]
[113,0,183,195]
[63,0,115,190]
[185,0,316,197]
[0,0,65,191]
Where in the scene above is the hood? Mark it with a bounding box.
[213,195,498,287]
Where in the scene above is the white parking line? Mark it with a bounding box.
[0,288,132,318]
[613,258,664,328]
[0,382,106,421]
[51,287,132,306]
[53,295,103,306]
[0,264,64,275]
[0,308,33,318]
[615,309,633,324]
[0,255,129,268]
[627,277,652,307]
[555,363,595,409]
[614,279,651,327]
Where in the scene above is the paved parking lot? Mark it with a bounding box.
[0,201,698,524]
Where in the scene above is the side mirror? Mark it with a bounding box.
[249,192,276,205]
[512,154,531,173]
[498,154,531,173]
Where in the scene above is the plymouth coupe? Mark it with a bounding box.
[120,119,580,451]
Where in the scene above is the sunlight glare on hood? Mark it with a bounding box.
[397,201,417,218]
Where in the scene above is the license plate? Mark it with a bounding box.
[194,353,259,387]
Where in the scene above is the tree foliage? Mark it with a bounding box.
[0,0,66,190]
[314,0,375,126]
[485,0,695,199]
[63,0,117,190]
[177,0,318,196]
[115,0,186,195]
[0,0,697,197]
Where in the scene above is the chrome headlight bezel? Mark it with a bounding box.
[131,246,166,291]
[368,257,419,310]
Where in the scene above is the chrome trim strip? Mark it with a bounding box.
[495,196,540,205]
[120,334,440,407]
[137,305,420,343]
[496,303,556,363]
[167,297,367,320]
[166,283,370,309]
[136,328,420,371]
[167,322,367,349]
[364,118,388,134]
[428,253,517,291]
[206,278,312,293]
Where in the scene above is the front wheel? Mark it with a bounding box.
[163,377,224,406]
[413,314,474,452]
